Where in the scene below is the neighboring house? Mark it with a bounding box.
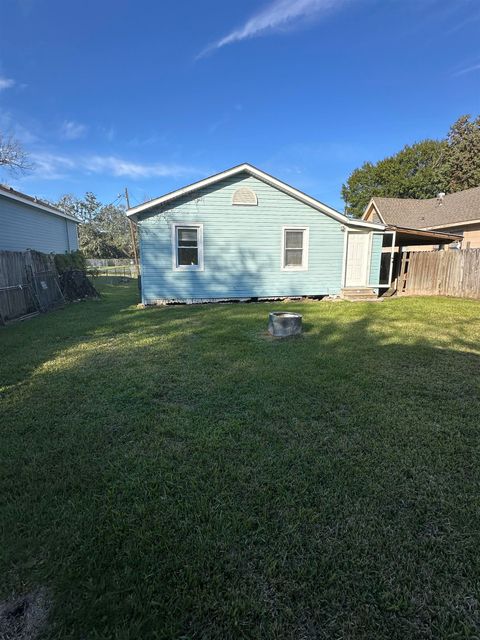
[363,186,480,249]
[127,163,387,305]
[0,184,79,254]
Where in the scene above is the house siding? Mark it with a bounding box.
[0,195,78,253]
[368,233,383,285]
[440,223,480,249]
[138,173,383,303]
[364,204,383,224]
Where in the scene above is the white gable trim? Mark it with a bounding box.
[0,189,80,223]
[362,199,386,224]
[127,163,384,231]
[424,219,480,231]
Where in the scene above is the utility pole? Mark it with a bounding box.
[125,187,139,277]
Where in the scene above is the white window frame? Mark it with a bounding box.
[369,231,396,289]
[171,223,204,271]
[281,225,309,271]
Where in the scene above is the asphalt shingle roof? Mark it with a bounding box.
[371,186,480,229]
[0,183,79,222]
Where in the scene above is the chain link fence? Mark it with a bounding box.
[86,259,139,282]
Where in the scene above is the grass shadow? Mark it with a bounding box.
[1,286,480,638]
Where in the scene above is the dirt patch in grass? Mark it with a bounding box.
[0,588,50,640]
[2,284,480,638]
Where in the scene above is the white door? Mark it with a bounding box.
[345,232,369,287]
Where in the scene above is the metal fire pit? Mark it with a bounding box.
[268,311,303,337]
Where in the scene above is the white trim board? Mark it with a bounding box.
[424,219,480,231]
[171,222,204,271]
[281,225,309,271]
[127,163,385,232]
[362,199,386,224]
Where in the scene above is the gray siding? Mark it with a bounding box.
[0,195,78,254]
[138,173,383,303]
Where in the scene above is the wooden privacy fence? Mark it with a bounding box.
[0,250,64,324]
[399,249,480,299]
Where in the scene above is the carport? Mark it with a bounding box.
[378,225,463,292]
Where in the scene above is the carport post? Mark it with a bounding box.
[368,230,396,290]
[388,230,396,287]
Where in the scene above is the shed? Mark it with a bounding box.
[127,163,386,304]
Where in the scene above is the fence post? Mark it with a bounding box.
[401,249,480,299]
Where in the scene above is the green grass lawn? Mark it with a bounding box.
[1,282,480,639]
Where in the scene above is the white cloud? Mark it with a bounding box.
[60,120,87,140]
[197,0,348,58]
[28,151,196,181]
[86,156,195,178]
[30,152,76,180]
[0,76,15,91]
[128,133,167,147]
[453,62,480,76]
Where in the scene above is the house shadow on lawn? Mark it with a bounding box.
[1,292,480,639]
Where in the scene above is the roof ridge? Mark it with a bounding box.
[369,185,480,228]
[374,184,480,205]
[374,195,436,204]
[0,183,79,222]
[127,163,384,231]
[443,185,480,198]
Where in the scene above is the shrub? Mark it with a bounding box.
[54,250,87,274]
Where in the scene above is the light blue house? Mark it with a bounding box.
[127,164,386,304]
[0,184,79,254]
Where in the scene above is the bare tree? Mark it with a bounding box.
[0,132,32,175]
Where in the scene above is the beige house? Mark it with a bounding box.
[363,186,480,249]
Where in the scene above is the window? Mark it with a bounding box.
[282,227,309,271]
[172,224,204,271]
[232,187,257,206]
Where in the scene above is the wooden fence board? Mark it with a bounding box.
[402,249,480,300]
[0,250,63,322]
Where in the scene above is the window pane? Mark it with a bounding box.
[285,249,303,266]
[178,228,198,247]
[285,231,303,249]
[178,247,199,266]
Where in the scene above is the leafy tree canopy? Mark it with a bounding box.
[447,114,480,192]
[56,192,134,259]
[342,115,480,217]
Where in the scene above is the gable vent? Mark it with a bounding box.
[232,187,258,206]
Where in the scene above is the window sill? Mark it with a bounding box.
[281,266,308,272]
[173,265,204,272]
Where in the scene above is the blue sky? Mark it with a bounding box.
[1,0,479,211]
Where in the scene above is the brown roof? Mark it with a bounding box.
[368,186,480,229]
[0,183,79,223]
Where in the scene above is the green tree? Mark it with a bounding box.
[447,114,480,191]
[78,223,121,258]
[94,203,133,257]
[342,139,448,217]
[56,192,102,223]
[56,193,134,258]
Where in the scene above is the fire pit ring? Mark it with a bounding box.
[268,311,303,337]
